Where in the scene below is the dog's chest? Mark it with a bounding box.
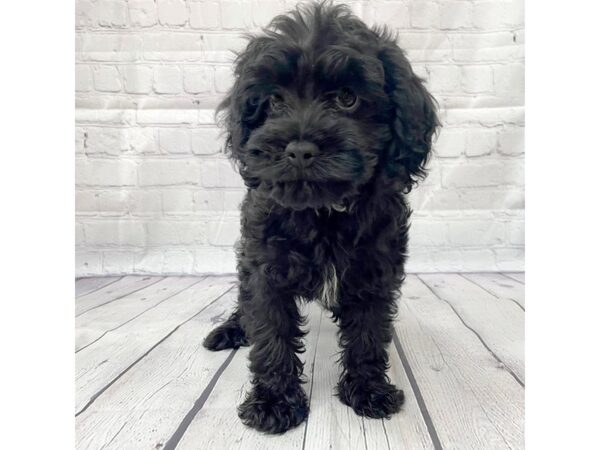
[316,263,339,309]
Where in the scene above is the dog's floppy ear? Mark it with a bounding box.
[378,41,440,191]
[216,37,271,188]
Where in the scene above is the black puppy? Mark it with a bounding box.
[204,1,439,434]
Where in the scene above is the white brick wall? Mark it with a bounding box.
[75,0,525,275]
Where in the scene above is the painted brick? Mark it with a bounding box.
[146,221,205,245]
[498,126,524,155]
[95,190,129,215]
[189,2,220,29]
[508,220,524,246]
[473,1,524,30]
[440,2,473,30]
[410,220,448,247]
[465,128,497,157]
[84,127,127,155]
[183,66,214,94]
[192,128,222,155]
[80,34,143,62]
[76,223,85,245]
[252,1,286,27]
[493,63,525,100]
[93,66,122,92]
[410,2,440,29]
[122,65,154,94]
[461,65,493,93]
[76,65,93,92]
[134,251,164,273]
[153,66,182,94]
[76,1,95,28]
[441,161,523,188]
[76,191,97,214]
[95,1,128,28]
[85,221,146,246]
[162,189,194,213]
[200,159,243,188]
[223,191,245,211]
[76,159,137,187]
[138,160,201,186]
[163,250,195,273]
[427,65,460,93]
[129,190,162,215]
[373,2,410,29]
[214,66,234,93]
[221,1,252,29]
[193,247,236,273]
[434,128,467,158]
[76,251,103,274]
[447,220,506,247]
[194,190,225,211]
[207,217,240,246]
[103,251,137,273]
[129,0,158,27]
[157,0,188,26]
[495,248,524,271]
[126,128,158,154]
[159,129,191,154]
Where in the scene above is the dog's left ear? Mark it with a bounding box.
[378,42,440,190]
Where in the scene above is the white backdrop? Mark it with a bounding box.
[75,0,524,275]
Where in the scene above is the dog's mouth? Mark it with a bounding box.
[258,179,358,211]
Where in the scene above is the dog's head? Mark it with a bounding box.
[218,1,439,210]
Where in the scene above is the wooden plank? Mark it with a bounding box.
[300,309,366,450]
[75,275,235,413]
[369,337,437,450]
[419,274,524,384]
[176,301,324,450]
[75,275,164,316]
[503,272,525,284]
[463,273,525,310]
[76,289,239,450]
[394,275,524,449]
[303,309,434,450]
[75,277,121,297]
[75,276,203,351]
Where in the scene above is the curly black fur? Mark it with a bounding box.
[203,1,439,434]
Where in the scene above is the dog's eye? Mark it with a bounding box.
[335,88,358,110]
[269,93,285,112]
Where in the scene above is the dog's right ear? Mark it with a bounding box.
[216,37,272,188]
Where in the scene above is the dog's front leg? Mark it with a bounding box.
[237,276,308,434]
[335,283,405,418]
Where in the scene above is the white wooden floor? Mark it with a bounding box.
[75,273,525,450]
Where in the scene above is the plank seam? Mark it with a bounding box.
[75,277,208,353]
[76,276,124,298]
[392,330,443,450]
[501,273,525,284]
[161,348,238,450]
[459,274,525,312]
[75,277,166,317]
[361,417,369,450]
[417,275,525,388]
[75,284,235,416]
[381,419,391,450]
[301,308,324,450]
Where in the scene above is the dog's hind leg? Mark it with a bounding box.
[203,307,249,351]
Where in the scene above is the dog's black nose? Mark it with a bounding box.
[285,141,318,168]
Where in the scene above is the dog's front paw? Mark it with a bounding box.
[238,384,309,434]
[337,375,404,419]
[203,322,249,351]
